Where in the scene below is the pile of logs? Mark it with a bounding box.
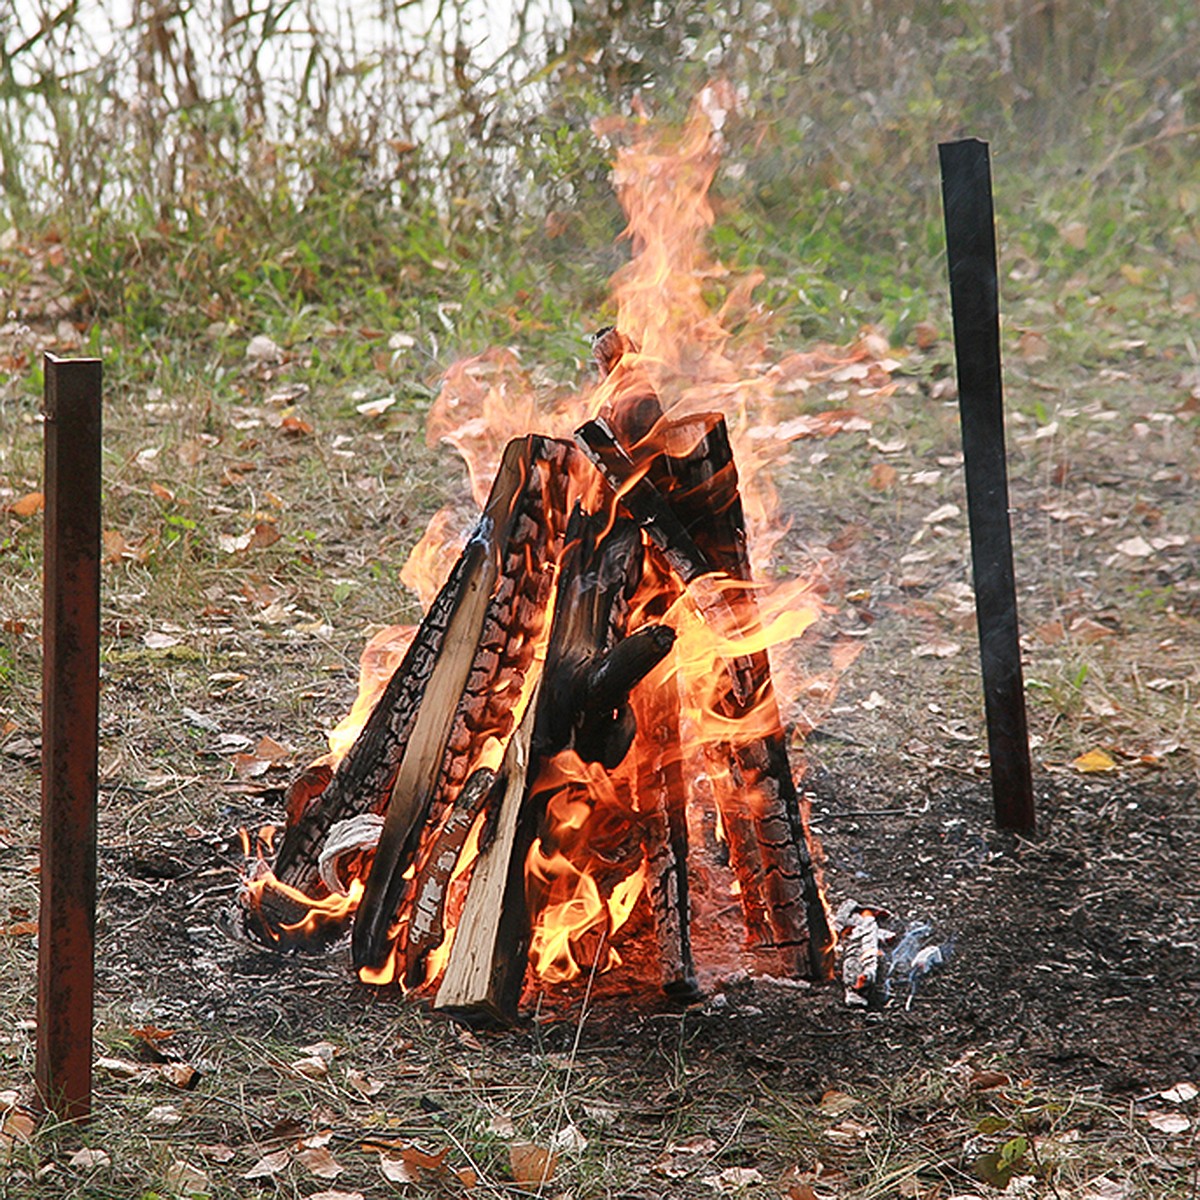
[243,331,834,1023]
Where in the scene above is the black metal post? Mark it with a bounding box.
[938,139,1035,832]
[37,353,102,1121]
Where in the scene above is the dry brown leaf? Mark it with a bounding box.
[149,481,175,504]
[914,639,962,659]
[296,1146,343,1179]
[509,1142,557,1186]
[868,462,897,491]
[1145,1111,1190,1134]
[8,492,44,517]
[0,920,37,937]
[817,1090,859,1116]
[96,1055,143,1080]
[1017,330,1049,361]
[279,413,315,436]
[68,1147,111,1169]
[255,735,291,762]
[345,1068,385,1098]
[292,1055,330,1079]
[247,521,281,549]
[101,529,128,563]
[378,1153,418,1184]
[243,1147,290,1179]
[309,1192,366,1200]
[1115,535,1153,558]
[159,1062,199,1089]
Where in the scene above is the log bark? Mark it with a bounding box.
[247,435,569,947]
[585,391,834,979]
[352,436,568,970]
[434,506,672,1022]
[630,556,699,1000]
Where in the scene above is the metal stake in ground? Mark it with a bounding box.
[37,353,102,1122]
[938,139,1035,833]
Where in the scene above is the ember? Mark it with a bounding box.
[240,84,888,1022]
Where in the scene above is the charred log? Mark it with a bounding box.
[434,505,669,1023]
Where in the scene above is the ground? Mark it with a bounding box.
[2,318,1198,1194]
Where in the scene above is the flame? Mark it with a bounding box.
[324,623,417,762]
[245,84,891,993]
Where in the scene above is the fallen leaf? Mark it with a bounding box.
[149,481,176,504]
[292,1055,330,1079]
[549,1123,587,1153]
[143,630,183,649]
[378,1153,417,1184]
[68,1147,111,1169]
[1145,1111,1190,1134]
[9,492,45,517]
[1072,748,1117,774]
[246,334,283,363]
[2,1107,36,1144]
[924,502,961,524]
[818,1090,859,1116]
[279,413,315,437]
[309,1192,365,1200]
[914,639,962,659]
[1017,330,1049,361]
[345,1068,385,1098]
[357,395,396,418]
[0,920,37,936]
[509,1142,557,1186]
[244,1147,290,1179]
[147,1104,183,1126]
[96,1055,143,1080]
[703,1165,764,1192]
[160,1061,199,1089]
[1161,1081,1198,1104]
[101,529,128,563]
[296,1146,344,1179]
[868,462,897,491]
[1115,535,1153,558]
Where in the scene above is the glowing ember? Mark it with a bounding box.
[241,83,898,1013]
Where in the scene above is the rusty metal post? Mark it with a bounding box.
[939,139,1035,833]
[37,353,102,1122]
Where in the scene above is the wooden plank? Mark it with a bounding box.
[939,138,1035,833]
[37,353,102,1123]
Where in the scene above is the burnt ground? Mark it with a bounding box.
[97,767,1197,1095]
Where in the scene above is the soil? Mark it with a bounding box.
[95,765,1198,1098]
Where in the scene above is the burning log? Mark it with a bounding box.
[246,435,570,946]
[435,505,673,1021]
[580,400,834,978]
[629,557,700,1000]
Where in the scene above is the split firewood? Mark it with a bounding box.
[435,505,673,1022]
[629,557,699,1000]
[643,412,834,977]
[246,435,570,949]
[402,765,500,987]
[351,436,570,971]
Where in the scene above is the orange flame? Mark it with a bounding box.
[246,84,893,992]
